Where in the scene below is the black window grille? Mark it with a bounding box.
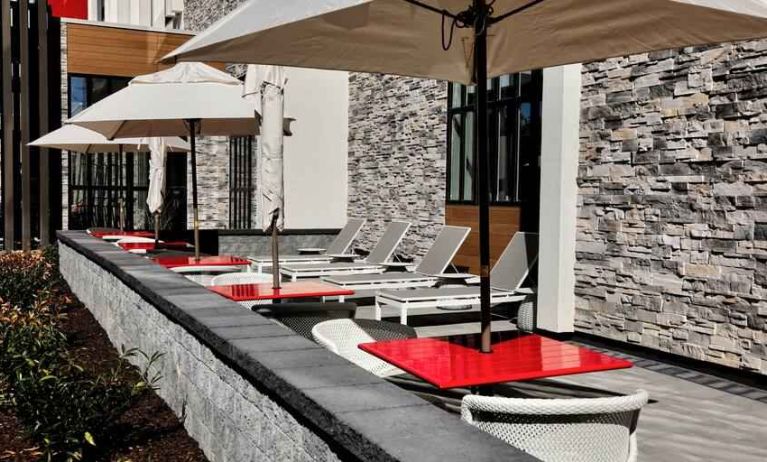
[447,71,543,205]
[229,136,255,229]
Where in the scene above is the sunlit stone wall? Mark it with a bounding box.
[577,42,767,374]
[347,74,448,258]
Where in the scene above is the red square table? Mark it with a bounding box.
[209,281,355,306]
[117,240,192,253]
[152,255,251,269]
[360,333,633,389]
[89,229,155,241]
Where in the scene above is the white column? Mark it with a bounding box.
[537,64,582,333]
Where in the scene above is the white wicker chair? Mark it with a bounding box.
[170,265,241,286]
[461,390,648,462]
[312,319,413,378]
[210,272,274,286]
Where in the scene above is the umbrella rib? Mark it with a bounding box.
[490,0,546,24]
[401,0,458,19]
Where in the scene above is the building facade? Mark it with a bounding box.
[38,0,767,375]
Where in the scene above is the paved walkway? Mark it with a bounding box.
[357,308,767,462]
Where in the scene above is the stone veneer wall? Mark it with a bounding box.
[347,74,447,258]
[577,41,767,374]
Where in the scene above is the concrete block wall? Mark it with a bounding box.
[577,41,767,374]
[347,73,448,258]
[59,242,343,461]
[58,231,534,462]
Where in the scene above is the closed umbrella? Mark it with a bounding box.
[29,124,189,230]
[147,138,168,244]
[67,62,262,259]
[244,64,288,288]
[164,0,767,352]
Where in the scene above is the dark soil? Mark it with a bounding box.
[0,298,208,462]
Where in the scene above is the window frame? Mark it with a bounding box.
[446,71,543,207]
[66,74,149,230]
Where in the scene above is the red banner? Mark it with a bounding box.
[48,0,88,20]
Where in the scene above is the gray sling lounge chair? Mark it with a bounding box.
[248,218,366,273]
[321,225,470,294]
[374,232,538,324]
[280,221,411,281]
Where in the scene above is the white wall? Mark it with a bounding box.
[537,64,582,333]
[88,0,182,29]
[282,68,349,229]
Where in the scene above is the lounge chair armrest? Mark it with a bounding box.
[327,253,359,262]
[380,262,413,272]
[515,287,535,295]
[435,273,480,286]
[298,247,325,255]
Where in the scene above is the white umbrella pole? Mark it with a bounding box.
[188,119,201,260]
[474,0,492,354]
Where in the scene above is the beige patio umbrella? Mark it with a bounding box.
[164,0,767,352]
[67,62,261,259]
[244,64,288,288]
[29,124,189,230]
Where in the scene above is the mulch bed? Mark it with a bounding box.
[0,298,208,461]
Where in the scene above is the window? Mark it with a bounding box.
[229,136,256,229]
[447,71,543,205]
[95,0,106,21]
[67,75,150,230]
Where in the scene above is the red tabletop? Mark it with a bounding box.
[153,255,251,269]
[360,333,633,389]
[118,240,191,252]
[89,229,155,239]
[209,281,354,301]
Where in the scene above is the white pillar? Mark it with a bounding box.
[537,64,582,333]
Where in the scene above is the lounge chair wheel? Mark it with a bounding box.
[517,295,535,332]
[437,304,473,311]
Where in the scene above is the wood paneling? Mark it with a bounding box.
[445,204,521,273]
[67,23,193,77]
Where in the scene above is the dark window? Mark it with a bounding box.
[447,71,543,205]
[96,0,106,21]
[67,74,149,230]
[229,136,255,229]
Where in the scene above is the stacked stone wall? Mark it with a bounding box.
[577,42,767,373]
[347,74,447,257]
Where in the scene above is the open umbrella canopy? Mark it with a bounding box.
[29,124,189,153]
[66,62,260,139]
[164,0,767,84]
[163,0,767,352]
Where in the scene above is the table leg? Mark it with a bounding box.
[400,303,408,325]
[339,295,345,303]
[374,299,382,320]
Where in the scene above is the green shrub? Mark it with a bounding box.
[0,247,63,311]
[0,249,164,461]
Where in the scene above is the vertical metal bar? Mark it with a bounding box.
[2,0,14,250]
[189,119,200,259]
[19,0,30,251]
[474,0,492,353]
[37,0,50,245]
[228,137,233,228]
[126,149,134,230]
